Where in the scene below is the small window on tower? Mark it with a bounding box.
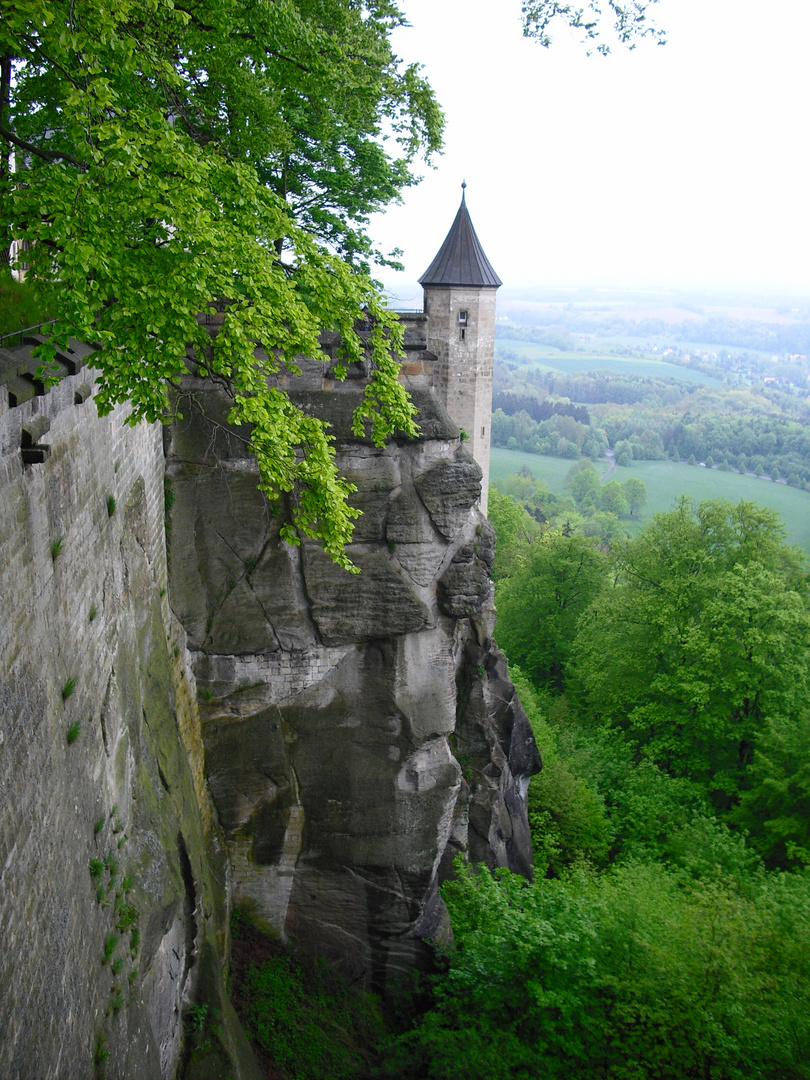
[460,328,466,340]
[458,310,468,326]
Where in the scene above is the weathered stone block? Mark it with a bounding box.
[303,547,432,645]
[202,709,294,836]
[393,628,457,741]
[168,464,314,653]
[387,487,446,586]
[437,521,496,617]
[415,457,482,540]
[341,451,402,542]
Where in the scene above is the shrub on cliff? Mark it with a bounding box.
[229,912,385,1079]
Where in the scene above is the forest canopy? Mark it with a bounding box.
[0,0,443,565]
[381,493,810,1079]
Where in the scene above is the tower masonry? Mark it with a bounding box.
[419,185,501,515]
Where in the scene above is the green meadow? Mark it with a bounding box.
[490,446,810,557]
[495,338,722,386]
[490,448,575,491]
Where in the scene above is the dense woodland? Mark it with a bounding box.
[491,308,810,492]
[403,307,810,1075]
[492,353,810,487]
[384,490,810,1079]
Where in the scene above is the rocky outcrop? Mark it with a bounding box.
[167,375,540,990]
[0,329,539,1075]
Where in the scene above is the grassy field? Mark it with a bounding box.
[490,447,810,557]
[490,448,576,492]
[495,338,721,386]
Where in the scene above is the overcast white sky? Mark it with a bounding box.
[369,0,810,303]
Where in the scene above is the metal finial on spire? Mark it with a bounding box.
[461,179,467,193]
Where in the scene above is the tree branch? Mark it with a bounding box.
[0,123,84,168]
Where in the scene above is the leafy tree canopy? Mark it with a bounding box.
[496,527,607,692]
[387,857,810,1080]
[565,458,601,507]
[521,0,666,54]
[0,0,443,567]
[486,487,541,580]
[622,474,647,516]
[572,498,810,806]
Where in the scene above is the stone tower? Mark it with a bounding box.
[419,184,501,515]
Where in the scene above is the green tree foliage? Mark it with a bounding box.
[491,469,577,529]
[509,669,611,876]
[521,0,666,54]
[0,269,47,333]
[229,913,385,1079]
[386,859,810,1080]
[241,952,383,1078]
[491,406,591,460]
[579,508,626,547]
[572,499,810,817]
[621,475,647,516]
[1,0,443,566]
[528,754,611,876]
[428,485,810,1080]
[486,486,541,581]
[565,459,601,508]
[735,710,810,868]
[496,527,606,691]
[598,478,626,517]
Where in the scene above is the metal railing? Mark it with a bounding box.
[0,320,56,348]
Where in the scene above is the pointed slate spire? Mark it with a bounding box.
[419,183,502,288]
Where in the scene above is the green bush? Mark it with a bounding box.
[528,757,610,876]
[239,951,384,1079]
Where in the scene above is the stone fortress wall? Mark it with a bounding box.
[0,338,259,1080]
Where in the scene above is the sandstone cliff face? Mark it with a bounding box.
[167,373,540,990]
[0,331,538,1076]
